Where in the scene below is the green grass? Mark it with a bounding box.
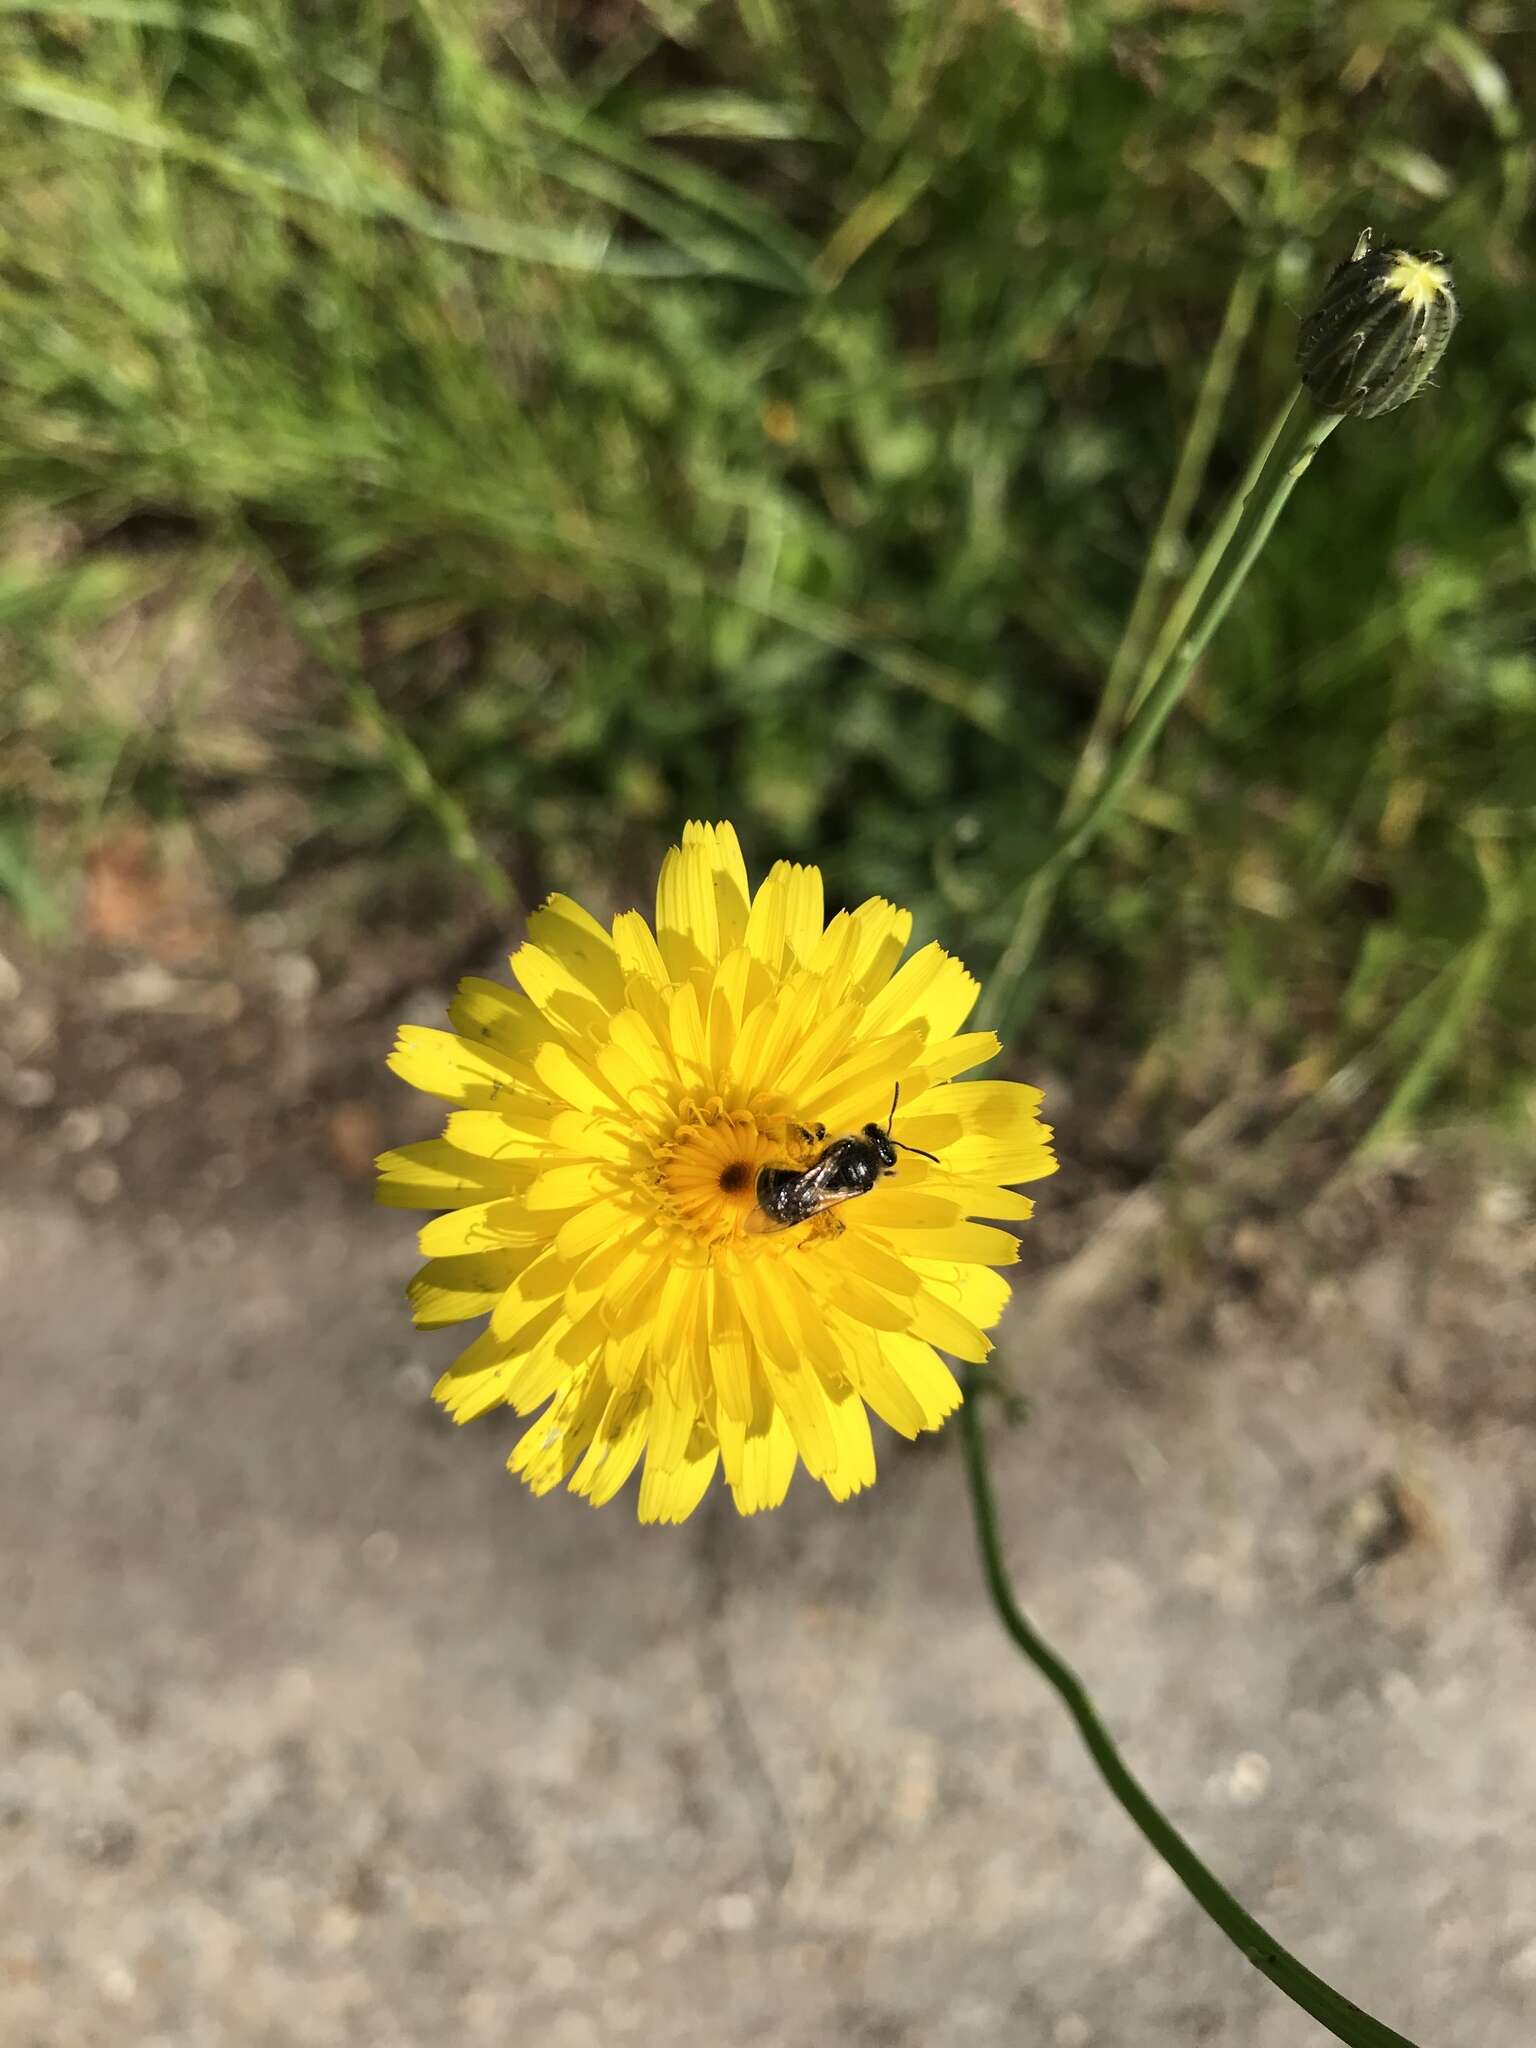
[3,0,1535,1131]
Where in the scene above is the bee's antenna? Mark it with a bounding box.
[886,1082,939,1165]
[891,1137,940,1165]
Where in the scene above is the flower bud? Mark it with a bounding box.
[1296,227,1457,419]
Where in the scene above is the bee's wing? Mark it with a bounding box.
[742,1203,796,1236]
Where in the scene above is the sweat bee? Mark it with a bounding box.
[748,1085,938,1234]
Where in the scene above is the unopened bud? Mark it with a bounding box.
[1297,228,1457,419]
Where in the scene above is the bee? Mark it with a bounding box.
[749,1085,938,1235]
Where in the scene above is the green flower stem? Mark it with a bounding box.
[1066,261,1265,806]
[1124,386,1302,724]
[959,1387,1424,2048]
[982,394,1342,1034]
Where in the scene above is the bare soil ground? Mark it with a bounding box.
[3,917,1536,2048]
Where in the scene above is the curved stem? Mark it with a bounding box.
[958,1387,1425,2048]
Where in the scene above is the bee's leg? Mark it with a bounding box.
[799,1211,847,1248]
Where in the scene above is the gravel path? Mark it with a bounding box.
[4,1176,1534,2047]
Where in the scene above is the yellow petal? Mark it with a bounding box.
[375,1139,532,1210]
[775,1265,859,1394]
[434,1358,519,1424]
[522,1161,615,1211]
[876,1330,964,1430]
[511,942,612,1040]
[611,909,670,986]
[570,1386,652,1505]
[526,894,626,1012]
[638,1429,720,1524]
[666,980,711,1094]
[708,947,765,1079]
[417,1198,543,1257]
[904,1286,994,1363]
[772,998,863,1102]
[387,1026,525,1106]
[600,1234,670,1334]
[445,981,543,1061]
[719,1400,799,1514]
[736,1265,838,1479]
[605,1003,678,1090]
[929,1179,1037,1222]
[864,1218,1020,1267]
[860,941,979,1043]
[505,1324,572,1414]
[842,897,914,1001]
[821,1383,876,1502]
[816,1228,922,1307]
[509,1373,609,1494]
[898,1080,1057,1185]
[829,1315,926,1437]
[441,1107,554,1158]
[489,1245,579,1336]
[797,1023,926,1133]
[854,1184,966,1231]
[408,1248,530,1328]
[645,1372,699,1475]
[567,1228,659,1314]
[745,860,823,976]
[604,1319,652,1393]
[683,819,752,957]
[533,1040,624,1116]
[432,1308,564,1420]
[807,1260,913,1334]
[901,1030,1001,1095]
[656,838,722,982]
[726,975,817,1100]
[708,1268,755,1424]
[554,1197,638,1263]
[911,1256,1013,1332]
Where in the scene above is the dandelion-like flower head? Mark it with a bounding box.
[379,823,1055,1520]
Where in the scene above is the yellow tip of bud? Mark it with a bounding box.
[1297,227,1458,420]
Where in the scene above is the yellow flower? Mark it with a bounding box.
[378,822,1056,1522]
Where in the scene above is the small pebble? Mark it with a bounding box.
[59,1107,104,1152]
[75,1161,121,1205]
[99,1961,136,2006]
[98,1103,132,1144]
[1480,1183,1527,1227]
[117,1064,183,1110]
[8,1066,55,1109]
[392,1363,433,1405]
[1227,1751,1271,1806]
[271,954,320,1005]
[143,1214,182,1253]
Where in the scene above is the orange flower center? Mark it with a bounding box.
[649,1098,821,1247]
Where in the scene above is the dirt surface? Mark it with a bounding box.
[4,928,1536,2048]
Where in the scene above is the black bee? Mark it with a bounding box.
[750,1086,938,1234]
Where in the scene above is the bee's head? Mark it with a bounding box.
[862,1123,899,1169]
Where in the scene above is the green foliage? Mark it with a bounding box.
[3,0,1534,1123]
